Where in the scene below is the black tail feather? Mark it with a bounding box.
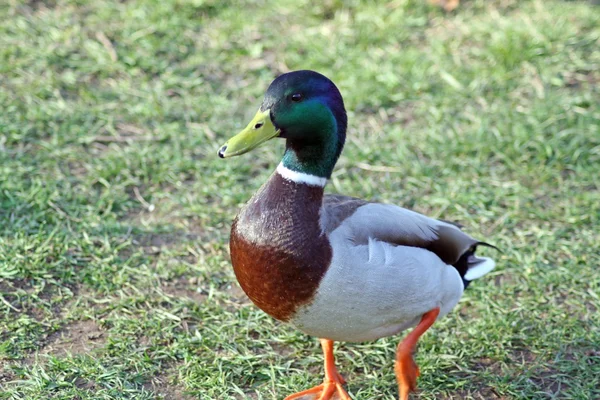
[453,242,500,289]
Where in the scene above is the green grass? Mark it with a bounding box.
[1,0,599,399]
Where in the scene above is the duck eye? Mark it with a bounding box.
[291,93,303,102]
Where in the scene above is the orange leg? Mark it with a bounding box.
[285,339,351,400]
[395,308,440,400]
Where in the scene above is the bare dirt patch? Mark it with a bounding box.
[269,341,294,358]
[507,345,600,397]
[29,319,105,361]
[161,276,207,304]
[224,282,249,303]
[217,281,253,312]
[22,0,58,11]
[125,212,222,249]
[436,388,507,400]
[563,69,600,89]
[475,357,503,376]
[143,369,195,400]
[133,231,199,257]
[0,368,16,385]
[284,394,341,400]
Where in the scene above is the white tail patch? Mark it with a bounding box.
[277,163,328,187]
[464,257,496,281]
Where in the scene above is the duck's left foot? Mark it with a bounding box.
[283,379,350,400]
[395,307,440,400]
[284,339,351,400]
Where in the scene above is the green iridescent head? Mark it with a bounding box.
[219,70,347,179]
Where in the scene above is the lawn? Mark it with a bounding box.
[1,0,599,399]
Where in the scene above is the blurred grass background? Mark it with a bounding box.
[1,0,599,399]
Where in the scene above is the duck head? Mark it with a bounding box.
[219,70,347,179]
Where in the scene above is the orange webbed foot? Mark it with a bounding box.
[283,378,350,400]
[285,339,351,400]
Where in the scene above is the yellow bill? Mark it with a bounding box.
[218,109,280,158]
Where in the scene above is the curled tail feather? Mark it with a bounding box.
[454,242,499,289]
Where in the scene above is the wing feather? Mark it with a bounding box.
[322,195,490,266]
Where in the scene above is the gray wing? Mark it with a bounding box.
[321,194,483,265]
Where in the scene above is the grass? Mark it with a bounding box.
[0,0,599,398]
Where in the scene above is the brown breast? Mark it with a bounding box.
[230,173,331,322]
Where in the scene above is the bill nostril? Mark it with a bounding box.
[218,145,227,158]
[254,122,264,129]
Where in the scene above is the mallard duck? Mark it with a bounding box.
[218,70,497,400]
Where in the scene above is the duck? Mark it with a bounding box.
[218,70,497,400]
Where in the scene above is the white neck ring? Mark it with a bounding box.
[276,163,328,187]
